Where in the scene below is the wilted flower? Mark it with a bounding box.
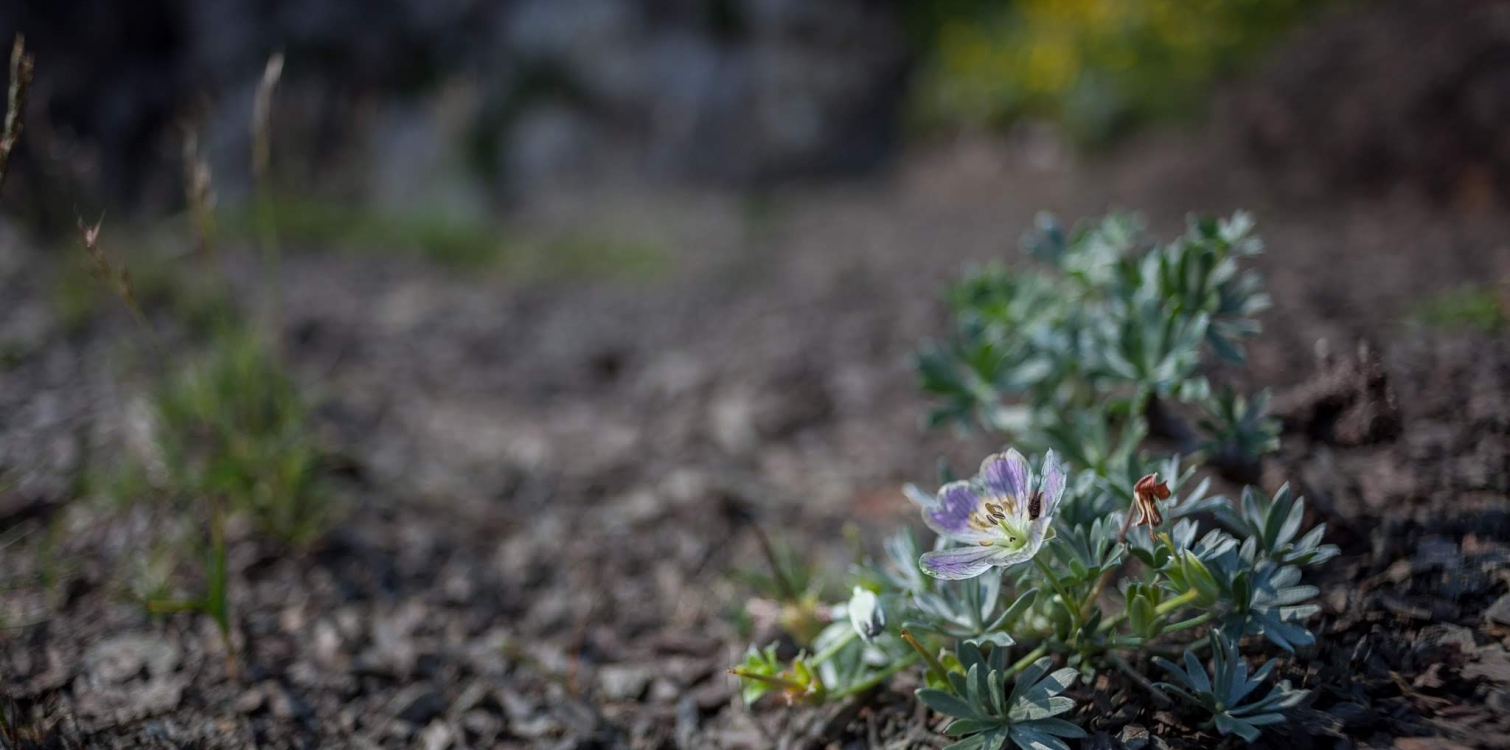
[1121,472,1171,539]
[845,586,886,642]
[908,449,1067,580]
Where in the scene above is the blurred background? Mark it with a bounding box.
[3,0,1510,747]
[7,0,1507,225]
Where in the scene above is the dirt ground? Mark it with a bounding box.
[5,26,1510,747]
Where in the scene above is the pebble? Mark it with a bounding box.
[419,720,454,750]
[1486,593,1510,627]
[1119,723,1151,750]
[393,686,446,725]
[598,664,652,701]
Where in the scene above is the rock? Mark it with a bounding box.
[82,634,179,684]
[597,664,652,701]
[1329,701,1376,729]
[393,686,447,725]
[1464,645,1510,684]
[1416,623,1476,655]
[1395,739,1475,750]
[509,713,560,740]
[1120,723,1151,750]
[419,720,454,750]
[1083,731,1117,750]
[267,683,310,721]
[1486,593,1510,626]
[674,697,699,750]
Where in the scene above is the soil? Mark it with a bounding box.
[5,12,1510,750]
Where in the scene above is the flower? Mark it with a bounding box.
[844,586,886,642]
[1119,472,1171,540]
[908,449,1068,580]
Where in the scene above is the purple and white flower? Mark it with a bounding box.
[906,449,1068,580]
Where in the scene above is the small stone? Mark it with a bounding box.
[235,685,266,715]
[1120,723,1151,750]
[1082,731,1116,750]
[393,686,447,725]
[83,634,180,684]
[1486,593,1510,627]
[1465,646,1510,684]
[268,684,309,721]
[597,664,651,701]
[1417,623,1476,654]
[313,620,344,668]
[1395,739,1475,750]
[419,720,454,750]
[1413,663,1448,690]
[675,697,699,750]
[1328,701,1375,729]
[460,709,502,740]
[510,713,559,739]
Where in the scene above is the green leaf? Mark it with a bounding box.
[918,688,981,720]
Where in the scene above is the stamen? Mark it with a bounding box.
[979,540,994,547]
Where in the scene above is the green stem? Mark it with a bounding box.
[809,628,857,667]
[728,668,803,692]
[1004,644,1049,679]
[1161,612,1212,634]
[1078,566,1116,623]
[1153,589,1201,617]
[901,630,948,686]
[1034,556,1081,630]
[832,655,919,698]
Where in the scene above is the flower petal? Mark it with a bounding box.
[920,545,1010,580]
[921,481,995,543]
[1039,449,1068,519]
[981,450,1031,509]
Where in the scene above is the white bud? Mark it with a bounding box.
[847,586,885,643]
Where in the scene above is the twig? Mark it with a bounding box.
[0,34,33,199]
[77,216,169,367]
[181,124,218,267]
[750,522,798,601]
[1109,652,1172,706]
[251,52,285,340]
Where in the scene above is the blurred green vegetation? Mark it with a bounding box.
[222,193,671,279]
[150,324,332,546]
[1406,283,1508,334]
[906,0,1328,144]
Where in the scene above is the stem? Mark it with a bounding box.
[1161,612,1212,634]
[809,629,857,667]
[1078,566,1116,623]
[749,523,798,602]
[1109,652,1172,706]
[1033,556,1081,630]
[1096,610,1127,635]
[1153,589,1201,618]
[832,656,919,698]
[728,668,803,692]
[1004,644,1049,679]
[900,630,948,686]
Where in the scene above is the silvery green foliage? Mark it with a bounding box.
[1218,484,1339,568]
[917,643,1086,750]
[1155,632,1309,741]
[731,212,1325,745]
[918,211,1275,461]
[909,574,1039,648]
[1199,388,1281,464]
